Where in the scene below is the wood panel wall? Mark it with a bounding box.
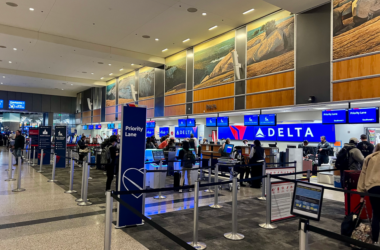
[93,109,101,116]
[165,93,186,106]
[92,116,101,123]
[247,71,294,93]
[333,77,380,101]
[193,98,234,114]
[246,90,294,109]
[147,109,154,118]
[105,114,115,122]
[82,117,91,123]
[83,111,91,117]
[194,83,234,102]
[139,99,154,109]
[333,54,380,81]
[105,106,116,114]
[164,104,186,116]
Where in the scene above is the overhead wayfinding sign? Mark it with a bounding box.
[9,100,25,110]
[218,123,335,142]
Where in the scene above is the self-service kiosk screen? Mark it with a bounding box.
[152,150,165,161]
[223,144,234,154]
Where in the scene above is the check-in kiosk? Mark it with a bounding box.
[145,149,167,188]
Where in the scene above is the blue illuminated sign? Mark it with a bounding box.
[178,119,187,127]
[175,127,198,138]
[217,117,229,127]
[9,100,25,109]
[259,114,276,126]
[187,118,196,127]
[146,128,155,137]
[88,125,94,130]
[0,100,3,109]
[218,123,335,142]
[348,107,379,124]
[206,117,217,127]
[322,109,347,124]
[159,127,169,137]
[95,124,102,129]
[146,121,155,128]
[83,125,87,130]
[244,115,259,126]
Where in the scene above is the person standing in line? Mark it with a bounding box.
[342,137,364,170]
[13,130,24,166]
[77,135,87,166]
[177,141,193,193]
[317,136,331,166]
[249,140,266,188]
[106,136,119,191]
[189,134,198,154]
[358,143,380,246]
[357,134,375,158]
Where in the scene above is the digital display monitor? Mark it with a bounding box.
[88,125,94,130]
[82,125,87,130]
[217,117,229,127]
[178,119,187,127]
[152,150,165,161]
[146,128,155,137]
[175,148,196,157]
[107,123,115,129]
[348,107,379,124]
[9,100,25,109]
[259,114,277,126]
[159,127,169,137]
[322,109,347,124]
[206,117,217,127]
[223,144,234,154]
[244,115,259,126]
[95,124,102,129]
[147,121,156,128]
[187,118,196,127]
[0,100,3,109]
[291,181,324,221]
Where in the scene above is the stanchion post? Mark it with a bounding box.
[75,160,86,202]
[77,162,92,206]
[204,158,213,193]
[32,147,36,166]
[224,177,244,240]
[258,162,266,201]
[210,164,222,208]
[187,181,206,249]
[65,159,77,194]
[299,219,309,250]
[259,174,277,229]
[307,169,311,180]
[5,148,16,181]
[12,157,25,192]
[104,191,113,250]
[87,152,93,180]
[48,154,57,182]
[38,149,44,173]
[154,160,166,199]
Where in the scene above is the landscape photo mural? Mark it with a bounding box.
[138,67,155,100]
[246,11,294,78]
[106,80,116,107]
[333,0,380,60]
[165,51,186,95]
[118,71,137,104]
[194,31,235,89]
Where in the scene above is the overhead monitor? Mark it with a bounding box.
[259,114,277,126]
[322,109,347,124]
[0,100,3,109]
[159,127,169,137]
[147,121,156,128]
[178,119,187,127]
[146,128,155,137]
[152,150,165,161]
[9,100,25,110]
[118,123,122,129]
[291,181,324,221]
[88,125,94,130]
[187,118,196,127]
[107,123,115,129]
[348,107,379,124]
[95,124,102,129]
[206,117,217,127]
[217,117,229,127]
[223,144,234,154]
[244,114,259,126]
[82,125,87,130]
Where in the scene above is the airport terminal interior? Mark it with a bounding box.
[2,0,380,249]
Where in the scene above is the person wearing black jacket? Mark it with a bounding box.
[77,136,87,164]
[249,140,265,188]
[357,134,374,158]
[13,130,24,166]
[317,136,331,166]
[106,135,119,191]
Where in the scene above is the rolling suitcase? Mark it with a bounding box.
[174,171,181,187]
[343,170,361,190]
[345,189,373,220]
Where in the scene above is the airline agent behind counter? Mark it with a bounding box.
[317,135,331,166]
[249,140,266,188]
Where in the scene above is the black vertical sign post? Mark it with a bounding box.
[55,126,67,168]
[38,126,51,165]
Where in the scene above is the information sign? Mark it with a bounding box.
[38,126,51,165]
[54,126,67,168]
[9,100,25,109]
[206,117,217,127]
[322,109,347,124]
[348,107,379,124]
[244,115,259,126]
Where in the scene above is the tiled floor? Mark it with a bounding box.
[0,147,359,250]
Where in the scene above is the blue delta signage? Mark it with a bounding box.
[159,127,169,137]
[175,127,198,138]
[218,123,335,142]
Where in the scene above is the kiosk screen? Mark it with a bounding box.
[291,182,324,221]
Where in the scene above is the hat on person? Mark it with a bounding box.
[349,137,359,144]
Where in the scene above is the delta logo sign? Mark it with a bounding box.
[175,127,198,138]
[159,127,169,137]
[146,128,155,137]
[218,123,335,142]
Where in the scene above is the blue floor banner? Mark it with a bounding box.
[54,126,67,168]
[117,105,146,228]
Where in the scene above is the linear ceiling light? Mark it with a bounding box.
[183,38,190,43]
[209,25,217,30]
[243,8,254,14]
[162,48,168,52]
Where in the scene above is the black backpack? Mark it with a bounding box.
[189,138,195,149]
[182,149,195,168]
[335,147,352,170]
[341,203,363,237]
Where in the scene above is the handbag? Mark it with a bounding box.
[350,201,373,248]
[341,203,363,237]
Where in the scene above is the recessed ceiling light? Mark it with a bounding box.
[6,2,18,7]
[101,77,104,79]
[243,8,255,14]
[209,25,217,30]
[131,63,134,66]
[183,38,190,43]
[8,61,12,63]
[142,35,150,39]
[162,48,168,52]
[2,76,4,78]
[91,73,94,74]
[120,68,123,71]
[108,64,111,66]
[0,82,2,84]
[202,13,207,16]
[13,48,17,51]
[29,8,34,11]
[109,73,113,75]
[61,89,64,90]
[71,84,73,85]
[155,38,159,41]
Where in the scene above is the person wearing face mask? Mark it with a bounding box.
[316,136,331,166]
[106,135,119,191]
